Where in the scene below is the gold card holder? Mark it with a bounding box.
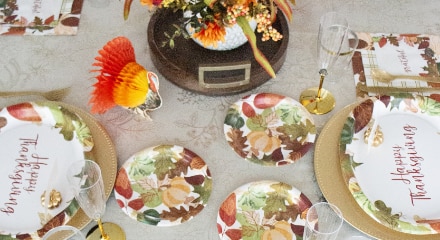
[198,61,251,89]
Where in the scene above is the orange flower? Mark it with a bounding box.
[192,22,226,48]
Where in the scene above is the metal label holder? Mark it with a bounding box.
[198,61,251,89]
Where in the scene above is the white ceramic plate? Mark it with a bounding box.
[0,102,94,239]
[224,93,316,166]
[340,95,440,234]
[217,180,312,239]
[114,144,212,226]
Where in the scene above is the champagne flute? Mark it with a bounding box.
[67,160,125,240]
[300,12,348,114]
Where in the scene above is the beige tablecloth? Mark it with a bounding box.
[1,0,440,239]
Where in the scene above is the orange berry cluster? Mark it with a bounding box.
[225,5,251,25]
[256,10,283,41]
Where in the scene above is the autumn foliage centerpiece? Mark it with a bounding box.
[123,0,296,78]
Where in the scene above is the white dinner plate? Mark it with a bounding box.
[0,101,94,239]
[340,94,440,235]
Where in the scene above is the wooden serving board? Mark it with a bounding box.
[147,9,289,96]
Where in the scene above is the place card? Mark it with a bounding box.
[352,33,440,96]
[0,0,83,35]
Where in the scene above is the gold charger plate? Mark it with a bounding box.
[314,101,440,240]
[57,102,117,230]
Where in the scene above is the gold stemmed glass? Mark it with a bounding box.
[300,12,348,114]
[68,160,125,240]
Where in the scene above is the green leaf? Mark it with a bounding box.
[129,155,156,181]
[275,104,302,125]
[153,145,178,180]
[237,185,267,211]
[138,209,161,225]
[419,96,440,116]
[225,107,245,129]
[141,190,162,208]
[193,177,212,203]
[340,117,355,145]
[236,16,275,78]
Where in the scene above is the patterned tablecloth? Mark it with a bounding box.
[1,0,440,239]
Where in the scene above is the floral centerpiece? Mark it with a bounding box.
[124,0,296,78]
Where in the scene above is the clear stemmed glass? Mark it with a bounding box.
[299,12,349,114]
[67,160,125,240]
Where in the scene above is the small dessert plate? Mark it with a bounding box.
[224,93,316,166]
[114,144,212,226]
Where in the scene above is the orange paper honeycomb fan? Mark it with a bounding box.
[89,36,162,119]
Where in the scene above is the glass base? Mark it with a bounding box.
[86,222,126,240]
[299,87,335,115]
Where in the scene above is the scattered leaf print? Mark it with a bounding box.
[0,116,7,130]
[219,193,237,227]
[115,168,133,200]
[225,229,242,240]
[161,205,204,223]
[225,107,245,129]
[242,102,256,118]
[7,102,42,122]
[138,209,161,225]
[253,93,284,109]
[352,99,373,133]
[226,128,248,158]
[128,198,145,210]
[373,200,401,229]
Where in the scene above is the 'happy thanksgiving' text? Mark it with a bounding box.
[390,124,430,206]
[1,135,49,215]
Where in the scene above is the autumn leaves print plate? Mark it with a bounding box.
[224,93,316,166]
[0,102,94,239]
[115,144,212,226]
[339,94,440,235]
[217,180,312,239]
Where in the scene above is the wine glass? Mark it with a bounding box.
[67,160,125,240]
[299,12,349,114]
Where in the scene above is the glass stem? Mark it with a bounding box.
[98,218,110,240]
[317,69,328,100]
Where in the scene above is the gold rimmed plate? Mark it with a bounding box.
[0,101,116,239]
[315,96,440,239]
[340,94,440,235]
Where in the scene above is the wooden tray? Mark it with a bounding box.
[147,9,289,96]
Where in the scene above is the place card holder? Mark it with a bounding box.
[198,61,251,89]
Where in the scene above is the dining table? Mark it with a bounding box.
[1,0,440,239]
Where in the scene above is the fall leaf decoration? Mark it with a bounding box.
[217,181,312,239]
[224,93,316,166]
[352,99,373,133]
[114,145,212,226]
[7,102,42,122]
